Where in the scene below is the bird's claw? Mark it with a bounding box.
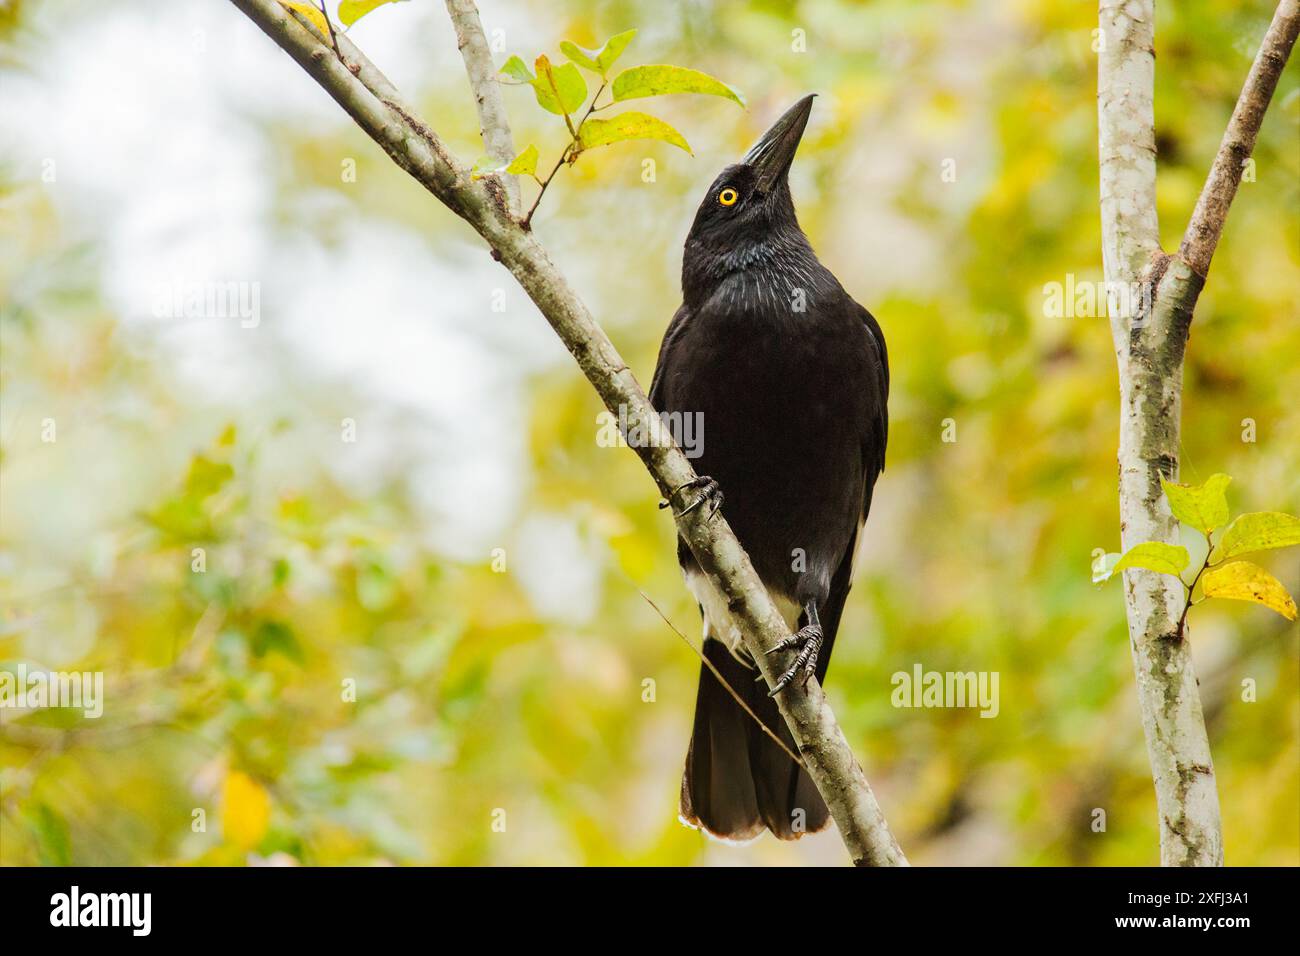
[767,624,823,696]
[659,476,724,521]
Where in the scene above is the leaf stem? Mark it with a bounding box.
[522,150,568,228]
[583,81,609,120]
[1176,541,1215,640]
[521,82,608,229]
[315,0,342,60]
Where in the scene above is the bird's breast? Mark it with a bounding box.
[657,294,872,595]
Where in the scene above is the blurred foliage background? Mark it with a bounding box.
[1,0,1296,866]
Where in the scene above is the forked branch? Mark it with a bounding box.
[232,0,906,866]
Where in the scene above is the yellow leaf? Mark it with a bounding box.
[1160,473,1231,534]
[577,111,692,154]
[1201,561,1298,621]
[222,771,271,850]
[1212,511,1300,562]
[338,0,402,28]
[1109,541,1189,578]
[279,2,331,40]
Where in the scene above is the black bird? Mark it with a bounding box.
[649,95,889,842]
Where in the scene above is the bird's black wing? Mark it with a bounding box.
[857,300,890,503]
[812,299,889,677]
[648,303,692,410]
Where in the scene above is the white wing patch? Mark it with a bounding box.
[685,568,801,665]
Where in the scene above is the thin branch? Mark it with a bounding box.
[1097,0,1161,315]
[523,148,568,229]
[444,0,521,214]
[577,82,606,129]
[523,82,605,229]
[634,585,804,768]
[1176,548,1214,641]
[314,0,340,60]
[1098,0,1218,868]
[229,0,906,866]
[1178,0,1300,277]
[1099,0,1299,867]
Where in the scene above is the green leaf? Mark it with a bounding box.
[1109,541,1190,578]
[599,30,637,72]
[470,144,539,180]
[499,55,534,84]
[532,55,587,116]
[1201,560,1298,621]
[1211,511,1300,562]
[1160,472,1232,534]
[337,0,403,28]
[1091,551,1121,584]
[558,41,601,74]
[251,620,305,664]
[611,65,745,107]
[184,455,234,500]
[576,111,692,154]
[559,29,637,78]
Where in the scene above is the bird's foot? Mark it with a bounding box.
[658,476,724,520]
[765,624,823,696]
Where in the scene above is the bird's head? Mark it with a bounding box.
[685,93,815,248]
[681,95,819,305]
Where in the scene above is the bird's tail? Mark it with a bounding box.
[679,637,830,841]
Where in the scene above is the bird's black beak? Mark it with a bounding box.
[744,94,815,194]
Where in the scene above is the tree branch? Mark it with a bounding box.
[1111,262,1217,868]
[1178,0,1300,277]
[230,0,906,866]
[1097,0,1160,309]
[1098,0,1219,869]
[1099,0,1298,866]
[443,0,521,215]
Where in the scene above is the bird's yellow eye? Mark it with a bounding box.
[718,188,739,207]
